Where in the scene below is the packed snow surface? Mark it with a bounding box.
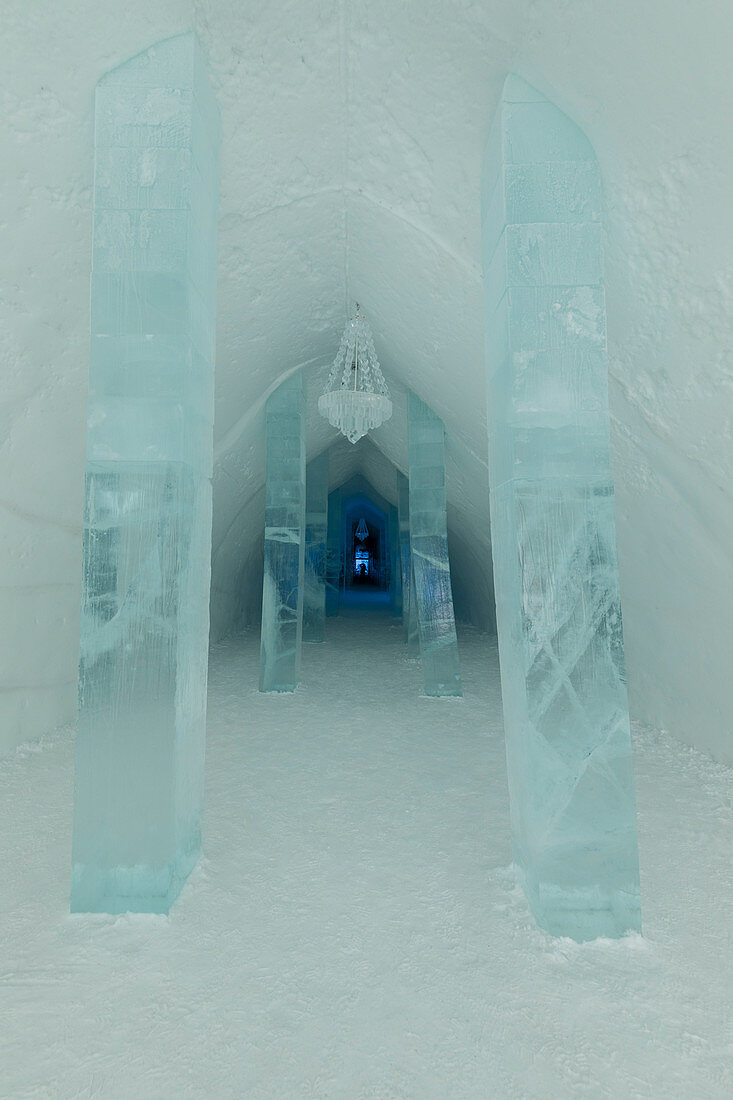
[2,609,732,1098]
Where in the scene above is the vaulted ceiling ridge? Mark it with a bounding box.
[219,184,479,275]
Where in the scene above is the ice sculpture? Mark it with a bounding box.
[259,374,306,692]
[70,34,220,914]
[396,472,419,655]
[407,393,462,696]
[482,75,641,939]
[325,488,342,616]
[303,452,329,643]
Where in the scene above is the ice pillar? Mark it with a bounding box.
[340,498,350,598]
[407,392,462,696]
[303,451,329,643]
[389,507,402,616]
[396,472,418,655]
[259,374,306,692]
[407,566,420,658]
[71,34,220,914]
[325,488,341,617]
[482,75,641,939]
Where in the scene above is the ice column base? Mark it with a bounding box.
[522,869,642,942]
[70,849,199,916]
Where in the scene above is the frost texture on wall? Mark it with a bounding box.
[408,393,462,696]
[259,374,306,692]
[303,451,328,643]
[483,75,641,940]
[71,34,220,913]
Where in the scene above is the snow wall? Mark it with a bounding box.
[2,1,731,763]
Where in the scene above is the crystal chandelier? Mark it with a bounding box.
[318,304,392,444]
[355,517,369,541]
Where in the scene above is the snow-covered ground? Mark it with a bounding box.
[1,609,732,1098]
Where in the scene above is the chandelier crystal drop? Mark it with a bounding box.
[318,303,392,444]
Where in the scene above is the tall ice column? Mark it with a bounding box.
[71,33,220,914]
[259,374,306,691]
[407,392,462,696]
[303,452,329,643]
[397,472,418,655]
[325,488,341,617]
[482,75,641,939]
[389,507,402,616]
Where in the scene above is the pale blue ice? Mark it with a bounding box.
[396,470,419,657]
[71,33,220,914]
[408,392,462,697]
[303,451,329,643]
[259,374,306,692]
[325,486,342,617]
[482,75,641,939]
[388,506,402,616]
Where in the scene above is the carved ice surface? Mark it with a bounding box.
[407,393,462,696]
[482,75,641,940]
[71,34,220,914]
[303,452,329,643]
[325,488,342,617]
[389,507,402,615]
[407,567,420,658]
[397,472,419,656]
[259,374,306,692]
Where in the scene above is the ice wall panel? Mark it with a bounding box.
[482,75,640,940]
[259,374,306,691]
[407,393,462,696]
[71,33,219,914]
[303,452,328,643]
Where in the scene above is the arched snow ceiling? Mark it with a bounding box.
[206,1,517,637]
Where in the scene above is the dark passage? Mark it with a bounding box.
[327,480,399,615]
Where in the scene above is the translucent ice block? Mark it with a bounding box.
[397,472,419,656]
[482,75,641,939]
[389,507,402,616]
[325,488,342,617]
[71,33,220,914]
[407,393,462,697]
[303,452,329,643]
[407,568,420,657]
[259,374,306,692]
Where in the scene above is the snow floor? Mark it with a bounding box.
[2,607,732,1099]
